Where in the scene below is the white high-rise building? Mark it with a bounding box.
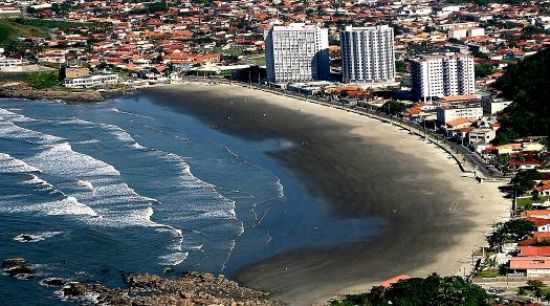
[340,25,396,84]
[411,53,475,100]
[264,23,329,83]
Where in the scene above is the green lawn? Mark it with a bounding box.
[477,269,500,278]
[517,196,550,211]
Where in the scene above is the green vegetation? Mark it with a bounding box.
[396,60,408,73]
[26,71,60,89]
[487,219,536,248]
[51,2,73,16]
[475,63,496,79]
[511,169,544,196]
[0,19,47,46]
[517,280,550,301]
[522,25,546,39]
[517,196,550,210]
[330,274,490,306]
[493,48,550,144]
[381,100,409,115]
[477,269,500,278]
[12,18,108,32]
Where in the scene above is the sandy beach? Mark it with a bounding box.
[144,83,510,306]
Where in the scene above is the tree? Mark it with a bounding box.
[494,48,550,143]
[396,60,408,73]
[488,219,537,248]
[381,100,408,115]
[331,274,490,306]
[26,71,59,89]
[522,25,545,39]
[511,169,544,196]
[475,63,496,79]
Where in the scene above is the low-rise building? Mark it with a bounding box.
[0,56,23,72]
[436,103,483,125]
[468,128,496,146]
[64,67,91,79]
[38,49,67,64]
[481,96,513,115]
[510,256,550,277]
[64,73,119,88]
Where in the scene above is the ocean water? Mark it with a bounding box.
[0,95,384,305]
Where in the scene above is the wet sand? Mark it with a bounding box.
[144,83,510,306]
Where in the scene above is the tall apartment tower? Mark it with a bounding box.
[340,25,396,84]
[264,23,329,83]
[411,53,475,100]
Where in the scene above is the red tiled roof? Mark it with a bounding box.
[521,232,550,246]
[527,217,550,227]
[446,118,473,128]
[535,181,550,193]
[522,210,550,219]
[519,246,550,257]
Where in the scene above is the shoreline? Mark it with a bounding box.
[144,83,511,306]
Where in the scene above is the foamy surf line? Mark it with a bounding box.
[0,152,41,174]
[0,108,180,228]
[0,106,249,266]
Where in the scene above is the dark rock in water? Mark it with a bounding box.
[162,266,175,274]
[2,257,26,269]
[16,235,35,242]
[40,278,67,288]
[6,265,33,277]
[2,257,33,279]
[63,282,89,297]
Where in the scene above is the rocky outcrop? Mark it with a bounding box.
[2,257,34,280]
[0,84,105,102]
[3,257,285,306]
[56,272,286,306]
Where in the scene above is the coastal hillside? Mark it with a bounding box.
[493,48,550,144]
[0,19,46,45]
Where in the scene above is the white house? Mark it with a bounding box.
[64,74,119,88]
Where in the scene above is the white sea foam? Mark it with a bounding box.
[158,252,189,266]
[224,145,240,159]
[27,142,121,177]
[72,139,100,145]
[0,121,64,145]
[274,178,285,199]
[110,107,153,120]
[77,180,94,192]
[0,153,41,173]
[0,108,36,123]
[14,231,64,243]
[279,139,296,150]
[0,106,245,269]
[0,196,97,217]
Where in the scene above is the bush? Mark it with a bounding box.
[26,71,59,89]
